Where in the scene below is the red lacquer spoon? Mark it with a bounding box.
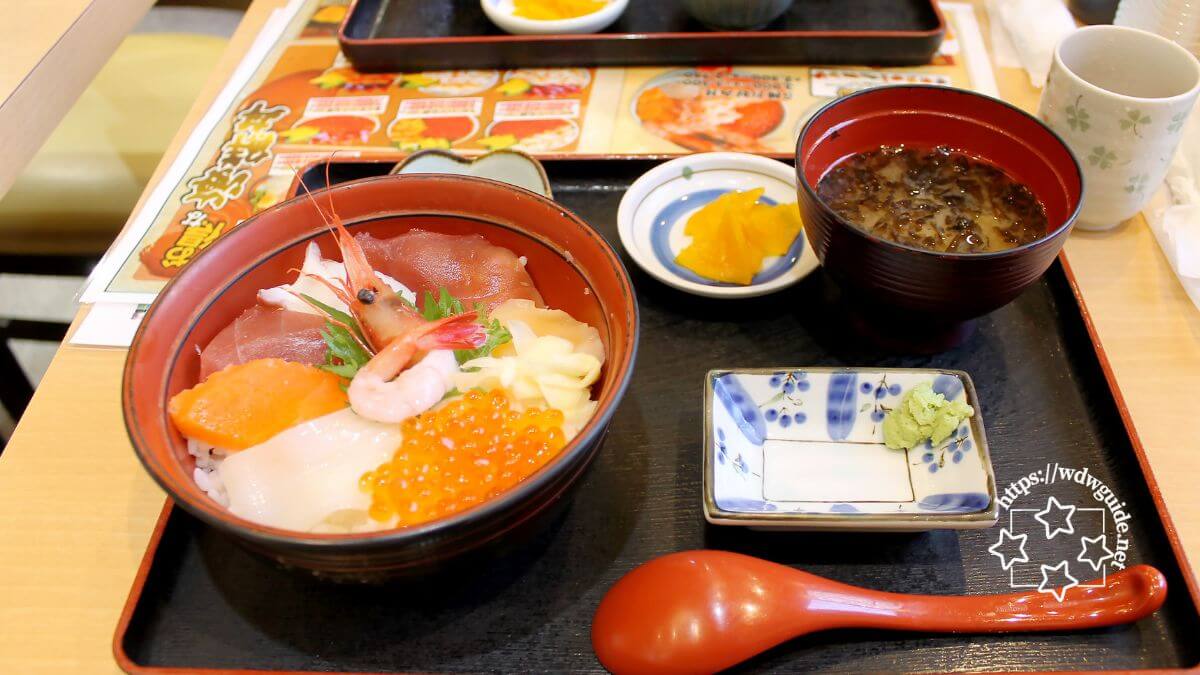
[592,550,1166,675]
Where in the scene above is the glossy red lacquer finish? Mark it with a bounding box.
[337,0,946,72]
[592,550,1167,675]
[796,85,1084,324]
[122,174,638,579]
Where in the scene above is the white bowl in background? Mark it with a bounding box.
[481,0,628,35]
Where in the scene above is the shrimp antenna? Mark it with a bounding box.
[289,166,336,237]
[325,149,340,228]
[291,154,376,293]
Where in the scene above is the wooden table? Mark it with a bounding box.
[0,2,1196,671]
[0,0,155,199]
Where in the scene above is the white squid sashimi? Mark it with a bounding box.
[258,241,415,315]
[218,407,398,532]
[456,320,601,437]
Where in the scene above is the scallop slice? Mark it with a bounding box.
[218,407,399,532]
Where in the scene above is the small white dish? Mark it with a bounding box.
[617,153,818,299]
[391,148,552,198]
[703,367,998,531]
[481,0,628,35]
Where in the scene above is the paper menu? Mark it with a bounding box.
[72,1,994,347]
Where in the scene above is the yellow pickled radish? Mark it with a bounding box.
[513,0,607,21]
[746,202,804,256]
[675,188,803,285]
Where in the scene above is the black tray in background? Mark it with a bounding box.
[339,0,944,71]
[118,159,1200,673]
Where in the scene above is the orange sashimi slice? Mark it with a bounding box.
[168,358,348,451]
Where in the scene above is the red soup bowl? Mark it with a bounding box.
[796,86,1083,345]
[123,174,639,580]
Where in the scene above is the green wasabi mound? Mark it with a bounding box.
[882,381,974,450]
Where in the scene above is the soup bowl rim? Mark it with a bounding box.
[795,84,1085,261]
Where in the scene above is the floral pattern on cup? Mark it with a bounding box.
[1119,110,1152,138]
[1088,145,1118,169]
[1125,173,1150,194]
[1037,25,1200,230]
[1066,95,1091,132]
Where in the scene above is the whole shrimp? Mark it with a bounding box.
[298,176,486,424]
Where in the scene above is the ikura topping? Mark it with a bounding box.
[168,358,348,451]
[360,389,567,526]
[513,0,607,20]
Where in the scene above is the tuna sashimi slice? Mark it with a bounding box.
[355,230,544,311]
[199,305,327,381]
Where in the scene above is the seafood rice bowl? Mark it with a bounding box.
[123,173,638,577]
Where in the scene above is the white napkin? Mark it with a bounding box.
[986,0,1078,88]
[1148,114,1200,311]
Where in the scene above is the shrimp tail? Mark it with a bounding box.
[359,336,418,380]
[346,311,486,423]
[415,312,487,351]
[355,312,485,387]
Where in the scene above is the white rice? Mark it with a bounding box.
[187,438,230,507]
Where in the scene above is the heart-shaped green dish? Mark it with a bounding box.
[391,149,552,198]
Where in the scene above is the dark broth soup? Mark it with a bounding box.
[816,145,1049,253]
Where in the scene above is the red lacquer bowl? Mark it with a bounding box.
[122,174,638,579]
[796,86,1083,341]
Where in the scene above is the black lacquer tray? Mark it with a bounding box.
[339,0,945,71]
[115,158,1200,673]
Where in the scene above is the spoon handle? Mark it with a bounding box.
[806,565,1166,633]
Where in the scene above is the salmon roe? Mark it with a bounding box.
[359,389,567,526]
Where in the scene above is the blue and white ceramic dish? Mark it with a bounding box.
[617,153,819,298]
[704,367,998,531]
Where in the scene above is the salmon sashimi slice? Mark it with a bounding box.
[199,305,328,381]
[169,358,348,451]
[354,230,544,312]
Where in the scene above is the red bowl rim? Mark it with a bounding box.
[122,173,640,552]
[795,84,1085,261]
